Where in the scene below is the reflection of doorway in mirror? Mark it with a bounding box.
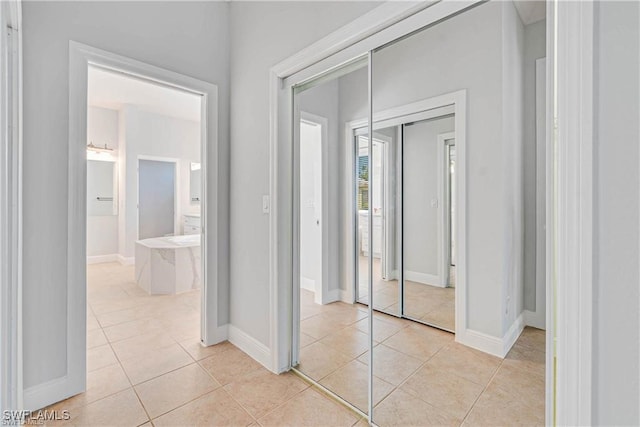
[447,141,456,288]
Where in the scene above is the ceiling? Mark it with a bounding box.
[88,66,201,122]
[513,0,546,25]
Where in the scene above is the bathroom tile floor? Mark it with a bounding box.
[41,262,545,426]
[298,289,546,426]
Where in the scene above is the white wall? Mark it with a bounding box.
[593,1,640,423]
[229,1,380,346]
[299,121,322,296]
[403,117,455,281]
[86,107,119,257]
[120,106,200,258]
[22,0,230,395]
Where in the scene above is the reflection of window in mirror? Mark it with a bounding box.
[190,162,201,204]
[87,159,117,216]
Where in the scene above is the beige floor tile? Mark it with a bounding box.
[224,369,308,419]
[421,301,456,331]
[382,323,452,361]
[319,360,394,413]
[135,363,220,419]
[318,326,370,359]
[95,305,156,329]
[86,329,108,349]
[299,332,317,348]
[87,344,118,373]
[258,387,359,427]
[425,342,501,386]
[152,388,254,427]
[357,344,423,386]
[503,343,545,377]
[300,313,347,340]
[354,317,406,343]
[102,317,164,343]
[90,297,149,316]
[297,341,353,381]
[179,339,234,361]
[66,388,148,427]
[110,331,177,362]
[87,314,101,332]
[81,363,131,408]
[401,364,484,419]
[199,345,264,386]
[120,343,193,385]
[513,327,546,351]
[373,389,460,427]
[462,381,544,426]
[489,362,545,404]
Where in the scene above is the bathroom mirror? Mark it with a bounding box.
[87,159,117,216]
[190,162,201,204]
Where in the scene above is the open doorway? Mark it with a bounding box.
[82,62,208,405]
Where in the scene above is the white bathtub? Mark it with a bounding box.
[135,234,201,295]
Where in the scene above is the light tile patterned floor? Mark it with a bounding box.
[43,263,362,427]
[42,262,544,426]
[299,289,546,426]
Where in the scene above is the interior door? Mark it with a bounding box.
[138,159,176,239]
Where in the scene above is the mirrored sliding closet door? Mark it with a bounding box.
[290,1,549,426]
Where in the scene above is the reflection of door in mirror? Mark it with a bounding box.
[402,117,455,331]
[87,159,117,216]
[356,131,400,317]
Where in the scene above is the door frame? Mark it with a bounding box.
[0,0,23,417]
[136,155,179,239]
[297,111,329,306]
[20,41,221,411]
[437,131,455,288]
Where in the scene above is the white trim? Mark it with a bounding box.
[554,1,594,425]
[35,41,220,411]
[117,254,134,266]
[299,277,315,293]
[404,271,444,288]
[456,314,524,359]
[228,325,272,369]
[269,0,484,375]
[437,131,455,288]
[0,0,23,417]
[86,254,118,265]
[523,310,545,330]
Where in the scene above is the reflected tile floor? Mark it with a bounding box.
[41,263,364,427]
[357,256,456,330]
[299,289,546,426]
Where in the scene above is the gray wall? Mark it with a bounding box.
[22,1,230,391]
[403,117,455,280]
[593,1,640,424]
[228,1,380,346]
[522,19,546,313]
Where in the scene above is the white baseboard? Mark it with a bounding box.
[405,270,445,287]
[456,313,524,358]
[203,324,229,346]
[228,325,272,370]
[86,254,118,264]
[24,375,81,412]
[456,329,504,357]
[324,289,341,304]
[300,276,315,293]
[339,289,353,303]
[524,309,546,330]
[502,313,525,356]
[117,254,134,265]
